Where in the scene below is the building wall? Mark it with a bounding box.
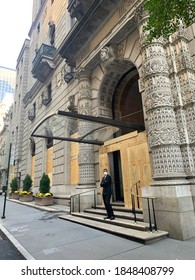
[10,0,195,239]
[10,39,30,187]
[0,113,11,188]
[22,0,74,194]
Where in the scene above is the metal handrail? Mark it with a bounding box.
[131,186,158,232]
[130,180,141,209]
[70,186,102,214]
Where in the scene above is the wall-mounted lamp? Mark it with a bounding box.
[64,71,75,83]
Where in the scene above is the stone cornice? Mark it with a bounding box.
[59,0,121,67]
[59,0,142,70]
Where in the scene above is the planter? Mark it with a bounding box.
[19,194,33,202]
[9,193,20,199]
[35,196,53,206]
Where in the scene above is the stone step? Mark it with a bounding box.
[72,212,150,231]
[94,204,143,214]
[84,208,144,221]
[59,214,169,244]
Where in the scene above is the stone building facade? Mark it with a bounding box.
[0,112,11,189]
[10,0,195,240]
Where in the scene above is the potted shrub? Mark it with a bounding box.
[19,174,33,202]
[35,172,53,206]
[9,177,19,199]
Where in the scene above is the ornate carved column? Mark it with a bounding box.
[136,7,195,240]
[167,24,195,177]
[76,68,95,187]
[139,28,186,185]
[167,23,195,207]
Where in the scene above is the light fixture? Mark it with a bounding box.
[64,71,75,83]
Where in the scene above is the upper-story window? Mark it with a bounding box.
[18,94,20,108]
[42,83,52,106]
[47,83,52,100]
[33,102,36,117]
[30,137,36,156]
[45,127,53,149]
[37,23,40,33]
[48,21,55,46]
[51,0,54,4]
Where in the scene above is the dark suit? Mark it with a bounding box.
[100,174,115,218]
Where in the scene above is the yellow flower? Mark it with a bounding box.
[36,192,53,197]
[44,193,52,197]
[20,191,32,195]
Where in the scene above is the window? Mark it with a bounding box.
[18,94,20,108]
[33,102,36,117]
[48,21,55,46]
[28,102,36,121]
[42,83,52,106]
[47,83,52,100]
[37,23,40,33]
[30,137,36,156]
[45,127,53,148]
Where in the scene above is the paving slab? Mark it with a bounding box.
[0,195,195,260]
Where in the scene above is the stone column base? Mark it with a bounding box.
[188,179,195,209]
[142,184,195,240]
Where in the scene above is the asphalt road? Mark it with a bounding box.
[0,227,26,260]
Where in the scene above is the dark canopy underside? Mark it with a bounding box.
[31,110,145,145]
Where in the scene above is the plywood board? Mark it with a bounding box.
[99,131,152,208]
[70,132,79,184]
[46,147,53,186]
[31,156,35,187]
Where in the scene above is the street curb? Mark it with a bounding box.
[7,198,70,213]
[0,224,35,260]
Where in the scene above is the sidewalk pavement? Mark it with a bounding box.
[0,194,195,260]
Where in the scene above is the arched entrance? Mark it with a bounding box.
[112,68,145,202]
[99,62,151,207]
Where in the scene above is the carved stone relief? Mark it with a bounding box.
[76,68,95,185]
[138,15,187,180]
[152,145,185,177]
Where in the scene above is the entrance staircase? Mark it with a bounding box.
[59,202,169,244]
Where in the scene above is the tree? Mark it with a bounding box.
[143,0,195,42]
[10,177,18,193]
[22,174,33,192]
[39,173,50,194]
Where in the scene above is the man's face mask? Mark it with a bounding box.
[104,171,108,176]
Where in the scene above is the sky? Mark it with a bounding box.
[0,0,33,70]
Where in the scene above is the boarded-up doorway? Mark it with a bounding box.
[99,131,152,208]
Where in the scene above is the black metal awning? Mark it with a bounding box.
[31,110,145,145]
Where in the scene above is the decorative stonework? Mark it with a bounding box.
[168,25,195,176]
[148,126,180,148]
[180,146,194,173]
[100,45,118,69]
[145,89,174,111]
[99,47,134,114]
[56,68,65,88]
[76,69,95,186]
[138,15,187,181]
[42,7,47,24]
[152,146,185,178]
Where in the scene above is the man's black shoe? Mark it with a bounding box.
[110,216,115,220]
[104,216,110,220]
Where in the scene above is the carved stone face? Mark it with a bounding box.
[100,47,110,61]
